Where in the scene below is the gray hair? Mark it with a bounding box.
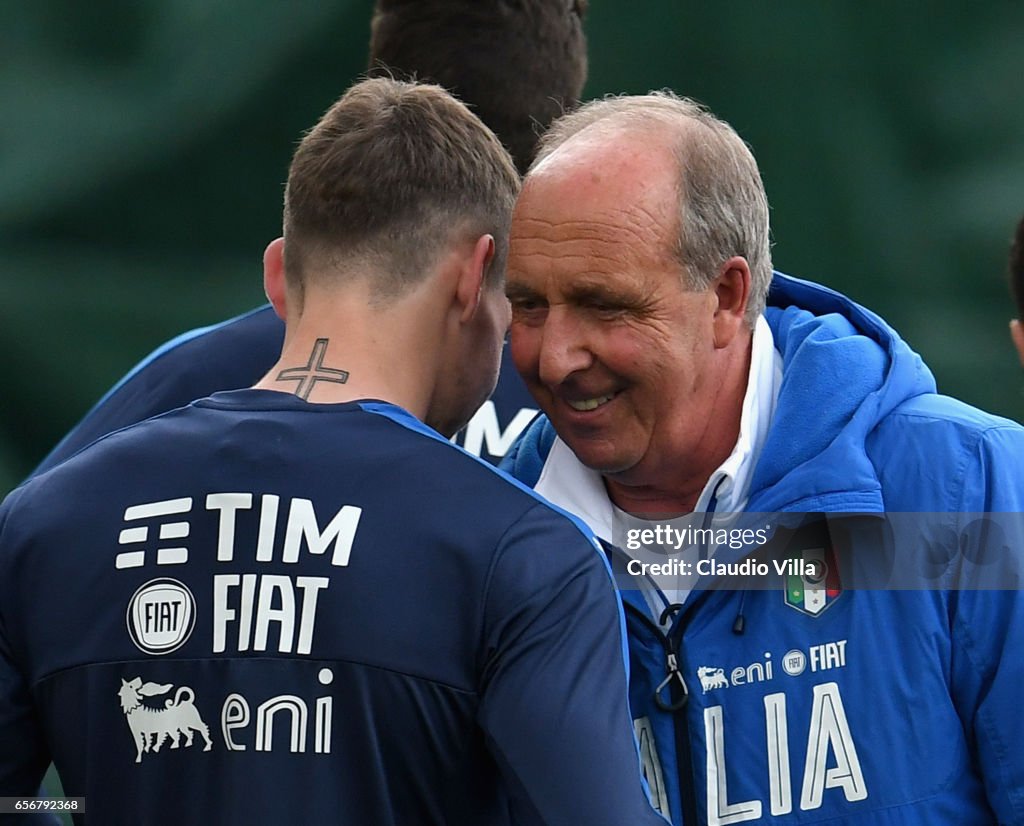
[531,91,772,324]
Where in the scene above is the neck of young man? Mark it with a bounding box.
[254,297,449,423]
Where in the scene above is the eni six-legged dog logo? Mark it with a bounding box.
[118,677,213,763]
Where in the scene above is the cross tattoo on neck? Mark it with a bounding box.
[276,338,349,399]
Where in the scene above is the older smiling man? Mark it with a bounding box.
[502,92,1024,825]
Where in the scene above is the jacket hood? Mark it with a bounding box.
[751,273,936,513]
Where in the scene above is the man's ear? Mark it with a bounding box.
[263,237,288,321]
[712,256,752,348]
[1011,319,1024,367]
[455,234,496,323]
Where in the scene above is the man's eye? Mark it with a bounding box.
[510,299,548,325]
[512,298,543,312]
[584,298,624,316]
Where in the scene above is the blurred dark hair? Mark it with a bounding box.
[369,0,588,174]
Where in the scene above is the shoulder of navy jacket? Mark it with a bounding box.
[597,536,625,564]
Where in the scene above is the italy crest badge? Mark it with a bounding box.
[784,545,842,616]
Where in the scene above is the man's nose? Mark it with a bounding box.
[537,308,593,387]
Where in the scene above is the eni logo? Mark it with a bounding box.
[127,578,196,655]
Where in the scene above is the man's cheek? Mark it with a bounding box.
[509,326,540,377]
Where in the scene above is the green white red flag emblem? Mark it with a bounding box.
[784,545,842,615]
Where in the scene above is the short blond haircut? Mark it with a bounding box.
[284,77,520,301]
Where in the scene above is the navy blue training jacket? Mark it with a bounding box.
[1,392,665,825]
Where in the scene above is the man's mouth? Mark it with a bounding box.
[565,393,617,412]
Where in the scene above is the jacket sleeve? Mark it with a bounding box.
[949,423,1024,823]
[476,502,667,825]
[0,494,52,797]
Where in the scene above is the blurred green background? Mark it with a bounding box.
[3,0,1023,501]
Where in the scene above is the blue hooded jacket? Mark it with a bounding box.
[502,273,1024,824]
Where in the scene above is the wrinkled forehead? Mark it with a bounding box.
[509,133,681,279]
[524,124,678,214]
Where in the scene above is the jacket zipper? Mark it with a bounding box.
[622,598,700,825]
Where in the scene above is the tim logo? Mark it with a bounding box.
[118,677,213,763]
[697,666,729,693]
[115,497,193,570]
[126,578,196,655]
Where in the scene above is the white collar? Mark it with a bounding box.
[534,315,782,539]
[693,314,782,515]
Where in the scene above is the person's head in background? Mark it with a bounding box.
[268,78,520,437]
[369,0,589,174]
[1010,213,1024,366]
